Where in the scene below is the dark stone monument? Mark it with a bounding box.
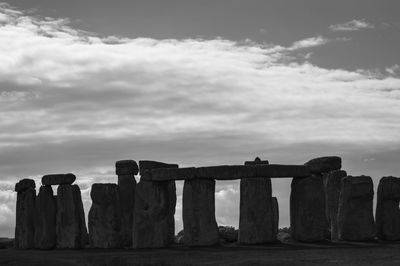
[305,156,341,174]
[42,173,76,186]
[290,175,327,242]
[34,185,56,249]
[56,184,88,248]
[338,175,376,241]
[89,183,122,248]
[376,176,400,240]
[183,179,219,246]
[116,160,138,247]
[272,197,279,237]
[14,179,36,249]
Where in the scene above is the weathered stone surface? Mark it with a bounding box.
[132,180,176,248]
[376,176,400,240]
[56,184,88,248]
[34,186,56,249]
[183,179,218,246]
[139,160,179,174]
[42,173,76,186]
[15,178,35,192]
[305,156,341,174]
[338,175,376,241]
[142,164,310,181]
[14,186,36,249]
[239,178,275,244]
[324,170,347,240]
[88,183,122,248]
[290,175,327,242]
[117,174,136,247]
[116,160,139,175]
[272,197,279,237]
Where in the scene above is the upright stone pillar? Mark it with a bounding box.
[115,160,138,247]
[89,183,122,248]
[272,197,279,237]
[324,170,347,240]
[132,161,177,248]
[14,179,36,249]
[183,178,218,246]
[290,175,327,242]
[35,186,56,249]
[239,157,275,244]
[338,175,376,241]
[56,184,88,248]
[376,176,400,240]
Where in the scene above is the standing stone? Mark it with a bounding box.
[324,170,347,240]
[56,184,88,248]
[183,179,219,246]
[290,175,327,242]
[89,183,122,248]
[239,158,275,244]
[338,175,376,241]
[35,186,56,249]
[14,179,36,249]
[132,161,177,248]
[116,160,138,247]
[272,197,279,237]
[376,176,400,240]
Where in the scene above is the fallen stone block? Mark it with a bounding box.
[89,183,122,248]
[56,184,88,248]
[324,170,347,240]
[34,186,56,249]
[15,178,35,192]
[116,160,139,175]
[305,156,341,174]
[338,175,376,241]
[239,177,276,244]
[183,179,219,246]
[376,176,400,240]
[14,180,36,249]
[290,175,327,242]
[42,173,76,186]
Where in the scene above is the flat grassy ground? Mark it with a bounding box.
[2,241,400,266]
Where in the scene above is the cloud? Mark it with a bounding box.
[329,19,374,31]
[0,3,399,237]
[386,64,400,76]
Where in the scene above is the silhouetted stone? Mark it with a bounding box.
[305,156,341,174]
[89,183,122,248]
[42,173,76,186]
[290,175,327,242]
[272,197,279,237]
[324,170,347,240]
[14,182,36,249]
[244,157,269,166]
[56,184,88,248]
[142,164,310,181]
[117,175,136,247]
[132,180,176,248]
[116,160,139,175]
[34,186,56,249]
[132,159,177,248]
[376,176,400,240]
[183,179,218,246]
[15,178,35,192]
[338,175,376,241]
[239,178,275,244]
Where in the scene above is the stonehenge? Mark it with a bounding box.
[132,161,177,248]
[239,158,276,244]
[116,160,138,247]
[338,175,376,241]
[13,155,400,251]
[376,176,400,240]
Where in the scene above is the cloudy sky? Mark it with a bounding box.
[1,0,400,237]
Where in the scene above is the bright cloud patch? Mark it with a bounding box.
[329,19,374,31]
[0,3,400,237]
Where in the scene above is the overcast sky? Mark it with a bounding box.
[0,0,400,237]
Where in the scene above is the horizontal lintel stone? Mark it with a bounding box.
[42,173,76,186]
[141,164,310,181]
